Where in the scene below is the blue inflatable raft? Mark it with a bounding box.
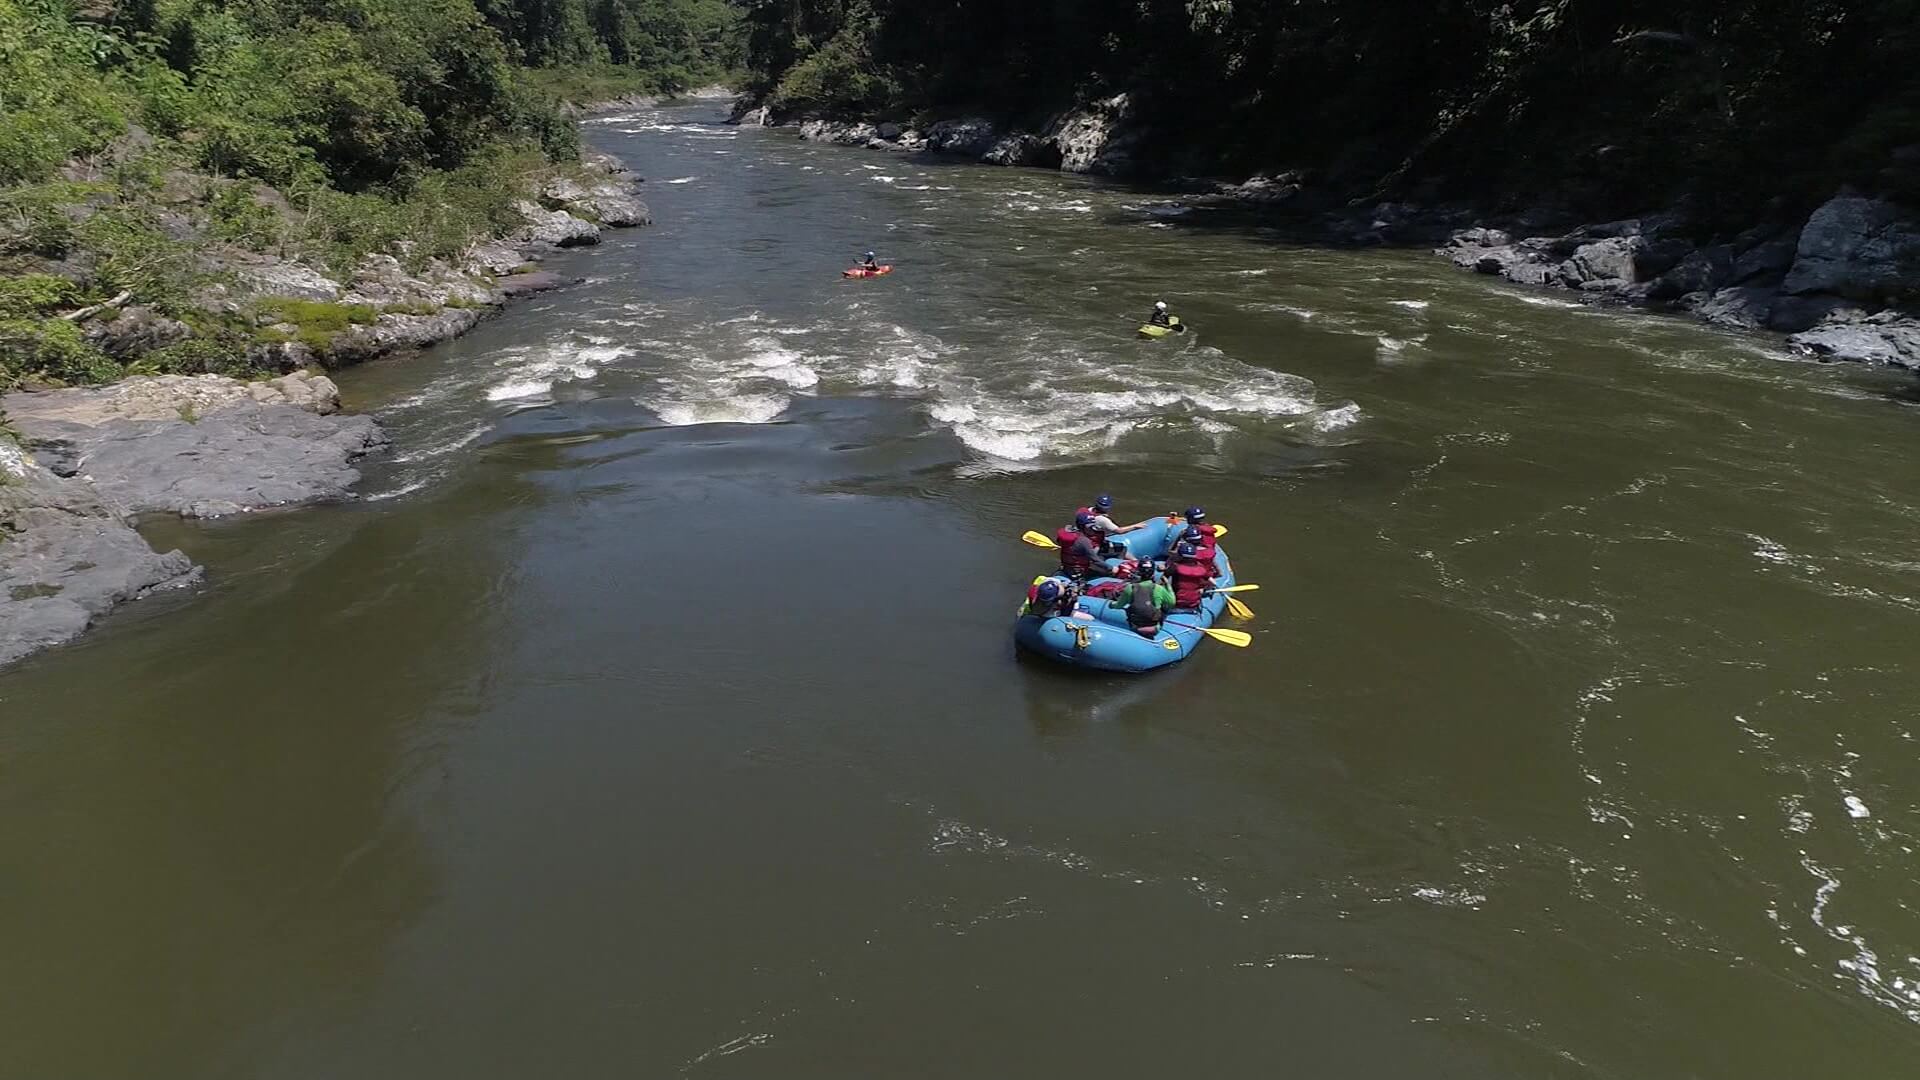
[1013,516,1237,673]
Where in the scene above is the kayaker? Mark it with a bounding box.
[1053,510,1108,581]
[1169,541,1213,611]
[1148,301,1172,328]
[1115,560,1175,637]
[860,250,879,271]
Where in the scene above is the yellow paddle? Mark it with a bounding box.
[1168,621,1251,647]
[1021,530,1059,549]
[1225,596,1255,619]
[1210,583,1258,594]
[1212,524,1228,538]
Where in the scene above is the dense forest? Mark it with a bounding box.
[742,0,1920,222]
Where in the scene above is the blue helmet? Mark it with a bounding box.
[1176,542,1197,559]
[1036,580,1061,602]
[865,250,876,258]
[1093,493,1114,512]
[1074,510,1096,529]
[1184,506,1206,523]
[1181,526,1205,545]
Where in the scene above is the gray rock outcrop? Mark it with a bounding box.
[1782,195,1920,301]
[3,372,385,518]
[513,201,601,248]
[0,442,199,668]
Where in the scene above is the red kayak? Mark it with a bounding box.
[843,265,893,278]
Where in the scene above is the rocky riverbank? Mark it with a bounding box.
[737,101,1920,373]
[0,372,368,666]
[0,149,654,669]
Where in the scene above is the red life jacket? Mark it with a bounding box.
[1193,538,1219,577]
[1171,561,1211,608]
[1056,527,1093,576]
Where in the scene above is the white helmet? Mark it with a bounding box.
[1155,301,1168,311]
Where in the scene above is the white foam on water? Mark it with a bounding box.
[653,393,790,427]
[392,425,487,463]
[870,175,900,184]
[362,478,432,502]
[486,378,553,401]
[1518,295,1580,308]
[1391,299,1431,310]
[482,339,630,403]
[1845,795,1872,819]
[1233,268,1273,277]
[667,177,698,184]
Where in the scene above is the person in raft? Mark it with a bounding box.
[1168,541,1214,612]
[1183,505,1219,543]
[1115,559,1175,637]
[859,250,880,271]
[1024,578,1078,618]
[1181,525,1219,577]
[1086,493,1154,538]
[1054,510,1109,582]
[1148,300,1173,327]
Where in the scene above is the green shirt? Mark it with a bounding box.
[1117,581,1175,615]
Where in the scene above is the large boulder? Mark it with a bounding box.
[80,305,192,359]
[231,258,344,302]
[1686,286,1777,330]
[1789,311,1920,369]
[982,133,1052,167]
[1649,245,1734,301]
[925,118,1000,157]
[1558,235,1691,288]
[1730,231,1800,285]
[798,119,877,147]
[1782,194,1920,301]
[1050,94,1137,175]
[512,201,600,248]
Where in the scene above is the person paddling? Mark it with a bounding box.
[859,250,880,271]
[1024,578,1078,618]
[1169,541,1213,611]
[1148,301,1172,328]
[1053,510,1108,582]
[1115,559,1175,637]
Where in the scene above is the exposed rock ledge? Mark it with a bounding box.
[745,94,1137,177]
[0,372,378,666]
[1434,193,1920,371]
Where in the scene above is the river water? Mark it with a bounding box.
[7,99,1920,1078]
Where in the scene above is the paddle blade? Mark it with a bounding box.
[1212,583,1259,594]
[1225,596,1254,620]
[1212,524,1228,538]
[1201,626,1252,647]
[1022,530,1060,550]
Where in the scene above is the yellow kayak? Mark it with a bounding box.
[1137,316,1185,339]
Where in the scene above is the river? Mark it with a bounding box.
[6,98,1920,1078]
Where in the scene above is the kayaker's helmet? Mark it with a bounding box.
[1184,506,1206,523]
[865,250,876,259]
[1176,541,1198,560]
[1094,493,1114,512]
[1155,301,1168,311]
[1182,526,1205,545]
[1135,560,1156,581]
[1074,510,1097,531]
[1036,580,1061,603]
